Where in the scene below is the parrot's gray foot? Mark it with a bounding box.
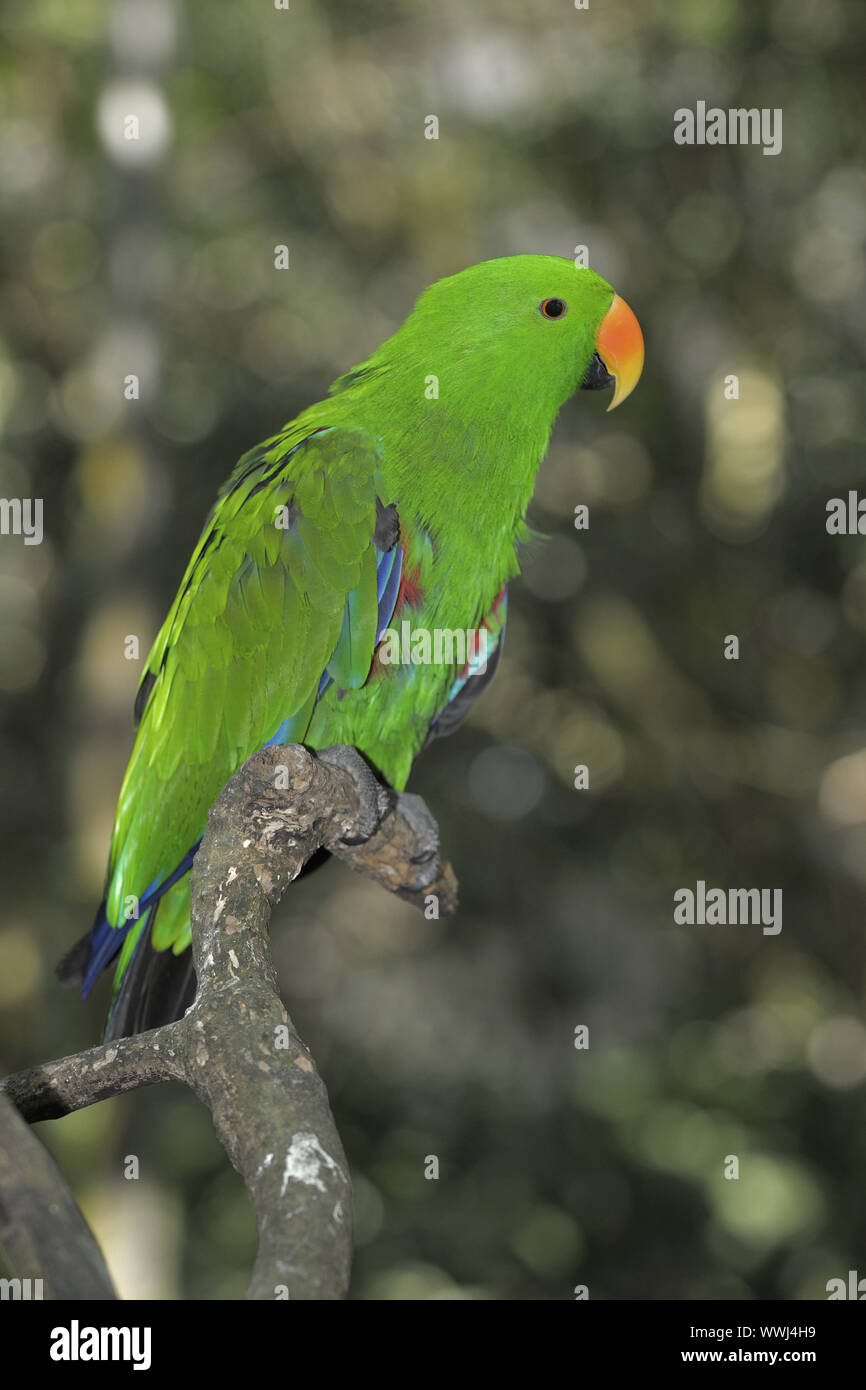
[392,790,441,889]
[318,745,391,844]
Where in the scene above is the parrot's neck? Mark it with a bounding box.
[347,370,564,607]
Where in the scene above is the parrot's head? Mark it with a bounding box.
[331,255,644,464]
[387,254,644,418]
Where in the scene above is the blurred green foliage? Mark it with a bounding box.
[1,0,866,1299]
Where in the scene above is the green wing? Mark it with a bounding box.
[104,424,386,943]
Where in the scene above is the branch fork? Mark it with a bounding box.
[0,744,457,1300]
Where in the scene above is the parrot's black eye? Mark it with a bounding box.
[539,298,567,320]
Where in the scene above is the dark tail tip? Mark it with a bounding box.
[55,932,92,987]
[103,925,197,1042]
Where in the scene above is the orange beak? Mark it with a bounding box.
[595,294,644,411]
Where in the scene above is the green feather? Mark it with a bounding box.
[325,547,378,690]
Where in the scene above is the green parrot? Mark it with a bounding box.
[63,254,644,1039]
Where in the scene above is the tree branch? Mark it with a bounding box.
[0,743,457,1300]
[0,1091,117,1299]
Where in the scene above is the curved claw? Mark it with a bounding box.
[317,745,390,843]
[393,790,441,889]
